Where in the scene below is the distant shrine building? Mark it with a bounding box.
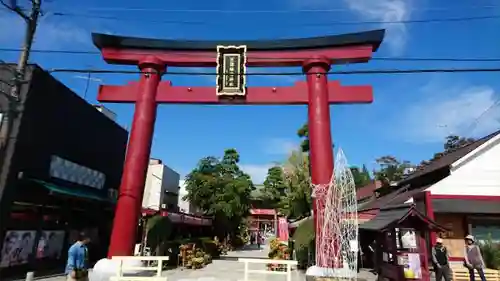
[249,184,279,236]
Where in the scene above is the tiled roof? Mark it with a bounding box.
[400,130,500,184]
[356,180,382,200]
[358,187,407,211]
[360,204,447,232]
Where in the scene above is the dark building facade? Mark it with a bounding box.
[0,64,128,277]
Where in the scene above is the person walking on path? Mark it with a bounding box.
[464,235,487,281]
[432,238,451,281]
[65,231,91,281]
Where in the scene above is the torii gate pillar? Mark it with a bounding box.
[107,57,165,256]
[304,58,335,268]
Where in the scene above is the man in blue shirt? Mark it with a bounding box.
[65,231,90,281]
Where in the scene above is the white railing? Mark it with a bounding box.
[238,258,298,281]
[110,256,169,281]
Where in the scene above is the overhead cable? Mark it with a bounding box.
[1,48,500,63]
[49,12,500,26]
[47,67,500,76]
[49,4,500,14]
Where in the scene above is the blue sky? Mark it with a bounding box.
[1,0,500,183]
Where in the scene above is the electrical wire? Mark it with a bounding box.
[82,72,91,100]
[47,67,500,76]
[49,12,500,26]
[1,48,500,63]
[464,98,500,136]
[48,4,500,14]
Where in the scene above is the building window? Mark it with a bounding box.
[469,217,500,243]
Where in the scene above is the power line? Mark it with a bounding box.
[2,47,500,63]
[464,98,500,136]
[48,12,500,26]
[47,67,500,76]
[42,4,500,14]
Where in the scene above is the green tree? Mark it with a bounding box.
[431,135,476,160]
[374,155,413,185]
[261,166,287,205]
[281,150,312,219]
[297,122,335,153]
[183,149,254,237]
[297,123,309,152]
[444,135,476,152]
[350,165,371,188]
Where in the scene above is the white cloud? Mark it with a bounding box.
[343,0,411,55]
[0,12,90,49]
[263,138,299,155]
[240,163,274,184]
[400,84,500,143]
[286,0,412,55]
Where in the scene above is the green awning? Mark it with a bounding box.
[29,179,114,202]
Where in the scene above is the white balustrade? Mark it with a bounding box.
[238,258,298,281]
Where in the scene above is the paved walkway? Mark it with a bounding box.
[24,267,380,281]
[223,243,270,259]
[26,244,383,281]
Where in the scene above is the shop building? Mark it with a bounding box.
[0,65,128,277]
[358,130,500,263]
[142,158,180,212]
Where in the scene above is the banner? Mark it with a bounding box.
[278,217,289,241]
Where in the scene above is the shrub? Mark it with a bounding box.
[146,215,173,255]
[200,238,221,258]
[479,236,500,269]
[267,238,289,271]
[203,254,212,264]
[181,247,211,269]
[292,217,315,269]
[232,235,246,248]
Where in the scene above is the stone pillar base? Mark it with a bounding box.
[91,258,144,281]
[305,266,361,281]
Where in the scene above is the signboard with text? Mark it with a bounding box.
[216,45,247,97]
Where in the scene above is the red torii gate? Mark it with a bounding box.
[92,29,384,268]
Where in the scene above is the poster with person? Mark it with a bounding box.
[37,230,65,259]
[0,230,36,267]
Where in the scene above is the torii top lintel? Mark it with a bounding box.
[92,29,385,67]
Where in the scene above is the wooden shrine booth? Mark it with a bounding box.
[360,204,447,281]
[91,29,385,268]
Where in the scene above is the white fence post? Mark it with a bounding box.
[244,261,249,281]
[25,272,34,281]
[238,258,298,281]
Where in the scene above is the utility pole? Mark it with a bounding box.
[1,0,42,98]
[0,0,42,237]
[0,0,42,160]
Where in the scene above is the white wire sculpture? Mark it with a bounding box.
[313,148,358,279]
